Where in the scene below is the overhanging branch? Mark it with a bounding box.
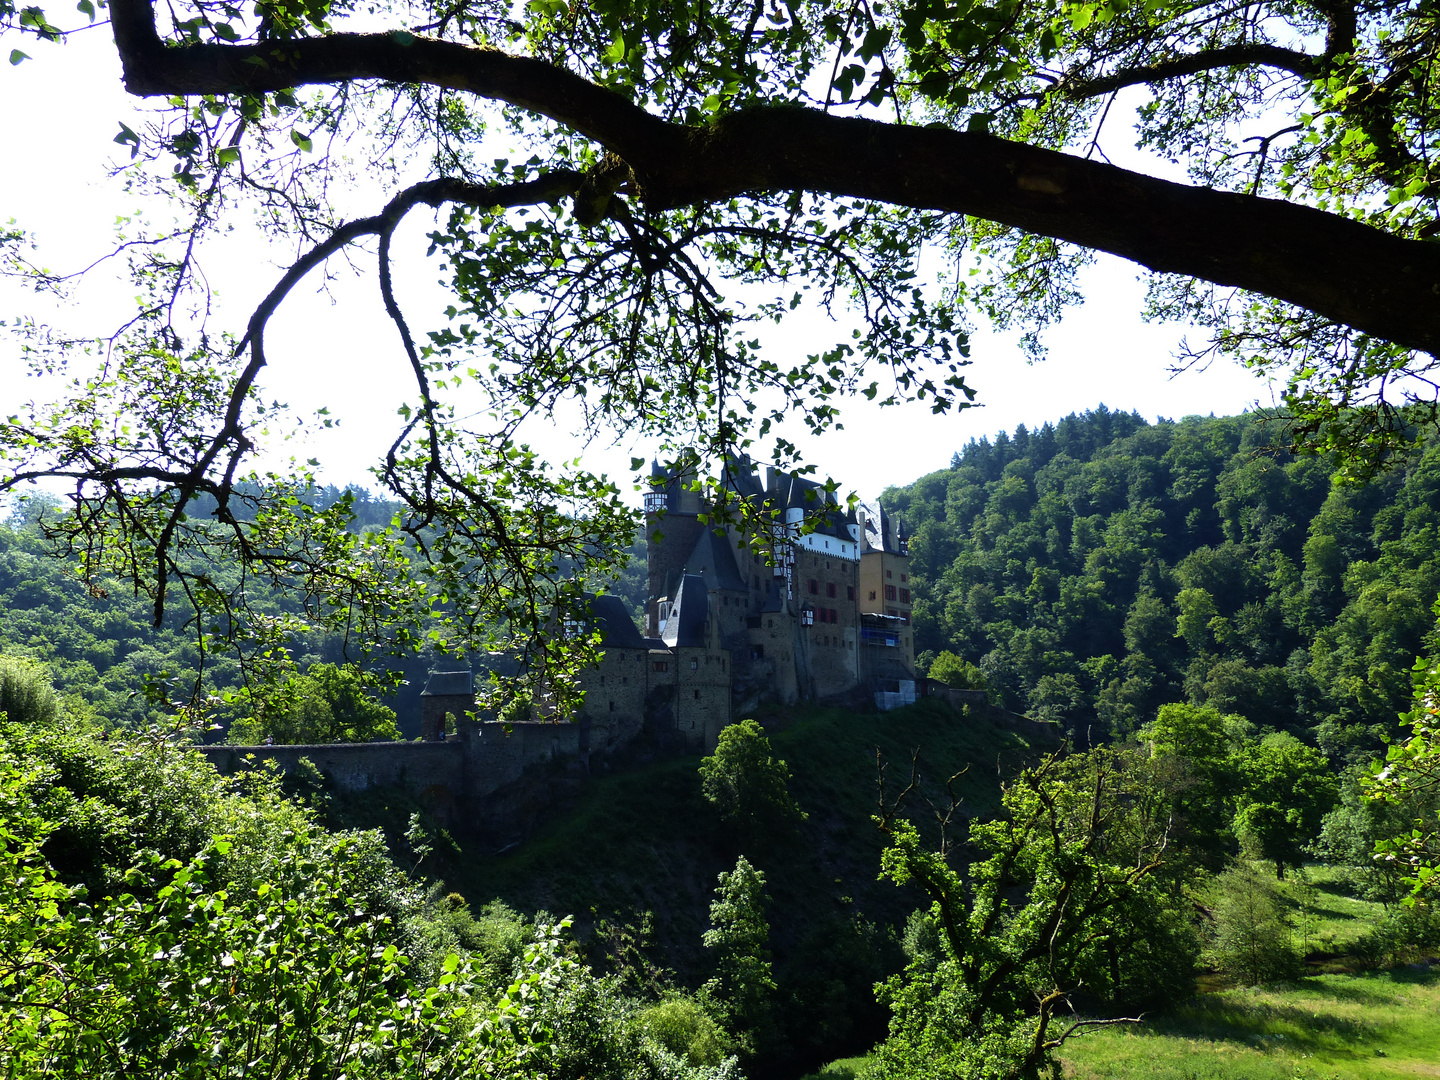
[107,0,1440,356]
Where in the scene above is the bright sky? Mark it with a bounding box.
[0,26,1280,508]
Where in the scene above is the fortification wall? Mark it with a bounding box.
[199,740,466,795]
[199,717,586,832]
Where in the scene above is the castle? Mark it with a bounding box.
[566,456,919,756]
[200,456,920,833]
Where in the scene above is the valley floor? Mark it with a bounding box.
[1056,968,1440,1080]
[802,968,1440,1080]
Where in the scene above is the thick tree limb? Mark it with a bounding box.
[109,0,1440,356]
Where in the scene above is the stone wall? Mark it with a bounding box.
[199,716,585,835]
[578,647,649,755]
[795,548,861,698]
[199,740,466,795]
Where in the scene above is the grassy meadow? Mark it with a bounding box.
[798,968,1440,1080]
[1056,968,1440,1080]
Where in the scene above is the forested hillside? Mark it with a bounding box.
[0,490,647,734]
[885,409,1440,761]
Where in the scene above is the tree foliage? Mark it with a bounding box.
[1201,861,1301,986]
[0,653,58,726]
[229,661,402,744]
[697,718,805,838]
[1231,732,1340,877]
[701,856,776,1048]
[4,0,1440,697]
[886,411,1440,760]
[870,745,1196,1080]
[1366,627,1440,902]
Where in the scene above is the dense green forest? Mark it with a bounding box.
[5,411,1440,1079]
[885,409,1440,761]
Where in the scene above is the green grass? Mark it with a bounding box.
[1278,866,1390,962]
[1057,968,1440,1079]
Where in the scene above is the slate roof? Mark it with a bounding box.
[662,574,710,648]
[589,594,647,650]
[421,670,473,697]
[684,527,748,593]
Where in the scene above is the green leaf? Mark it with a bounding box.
[216,146,240,167]
[8,50,30,65]
[290,129,313,153]
[76,0,94,20]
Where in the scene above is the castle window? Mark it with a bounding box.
[847,585,855,600]
[600,676,605,685]
[886,570,893,579]
[900,588,910,603]
[751,645,764,660]
[694,689,701,700]
[886,585,897,600]
[826,582,836,598]
[653,661,669,672]
[869,590,876,601]
[609,701,615,712]
[623,677,628,685]
[901,573,908,583]
[808,579,818,594]
[722,659,726,671]
[691,658,699,670]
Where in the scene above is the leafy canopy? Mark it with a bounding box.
[698,718,806,837]
[3,0,1440,694]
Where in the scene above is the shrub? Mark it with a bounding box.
[634,995,732,1067]
[1204,861,1301,985]
[1354,904,1440,966]
[0,654,58,726]
[926,652,986,691]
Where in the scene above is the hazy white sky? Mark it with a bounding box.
[1,26,1279,506]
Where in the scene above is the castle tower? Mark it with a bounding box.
[420,669,474,741]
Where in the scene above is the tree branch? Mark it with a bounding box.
[1058,43,1321,100]
[107,0,1440,356]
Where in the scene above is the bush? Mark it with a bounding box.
[537,975,741,1080]
[926,652,986,692]
[634,996,732,1067]
[1354,904,1440,966]
[0,654,58,726]
[1204,861,1301,985]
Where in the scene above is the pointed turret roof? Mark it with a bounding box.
[684,527,748,593]
[662,574,711,648]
